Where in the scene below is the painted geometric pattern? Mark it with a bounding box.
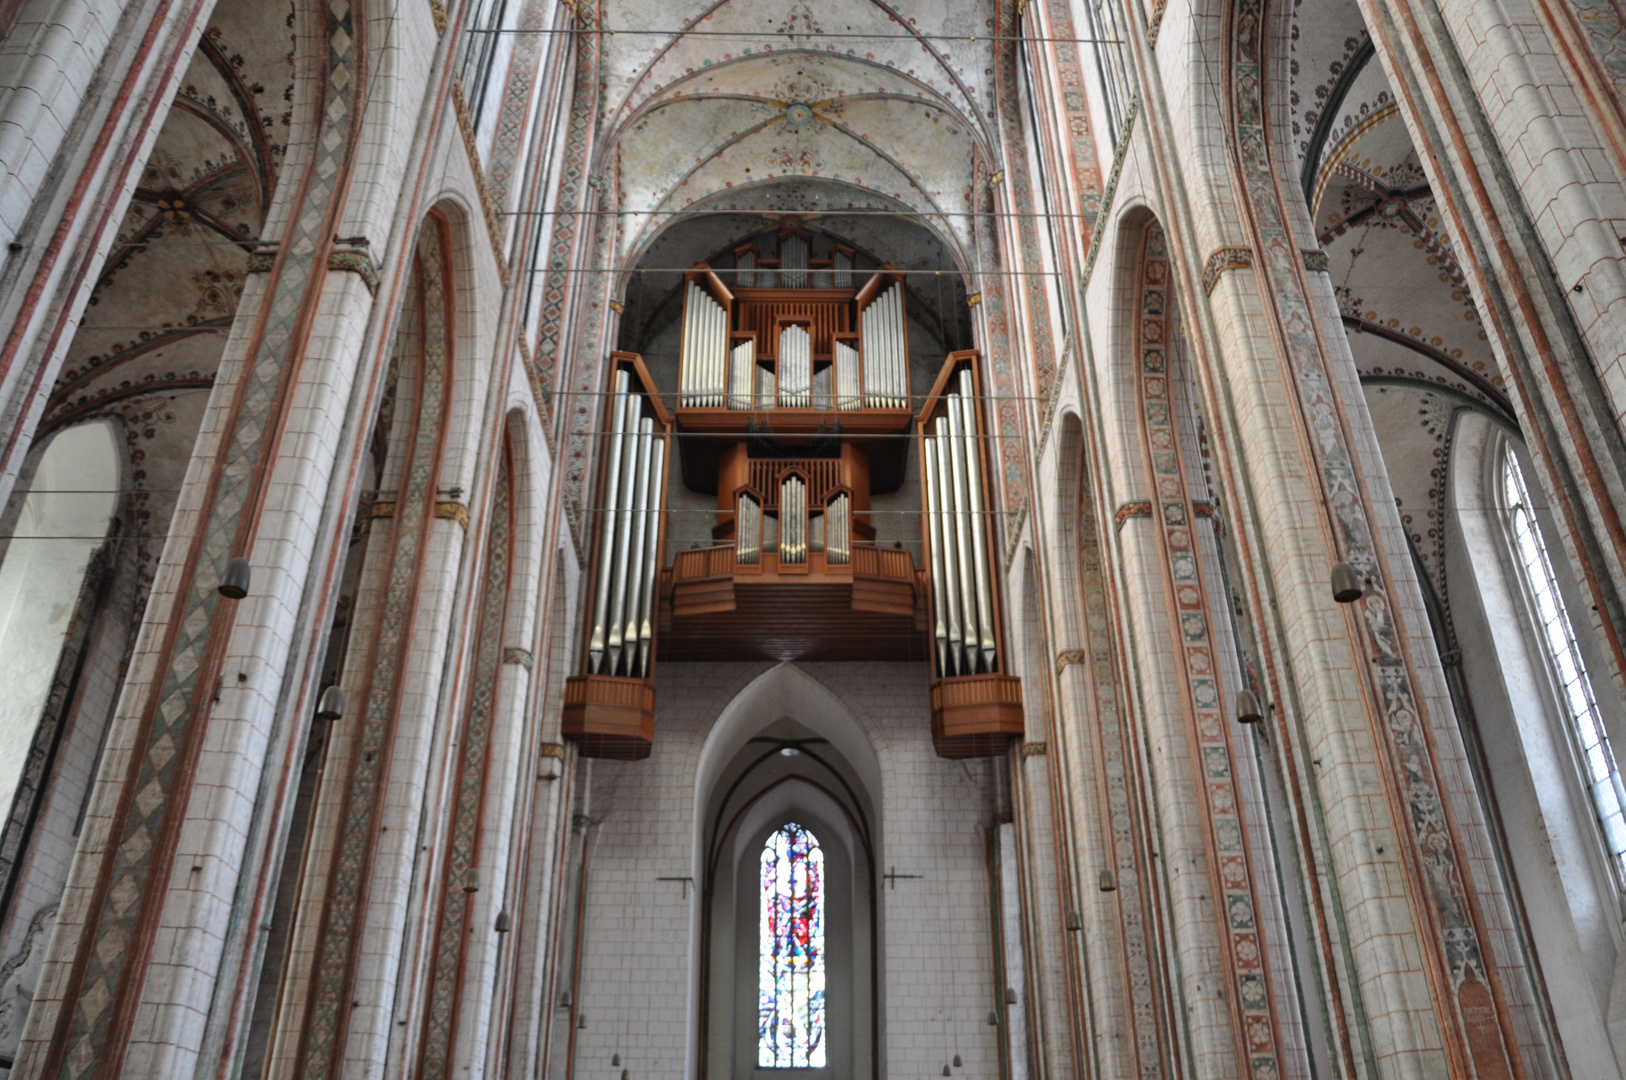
[1073,430,1167,1079]
[48,2,361,1076]
[1232,5,1520,1074]
[530,5,598,423]
[995,1,1060,405]
[418,443,513,1080]
[1037,0,1105,224]
[297,223,451,1080]
[1136,225,1282,1080]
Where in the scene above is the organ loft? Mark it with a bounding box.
[565,225,1022,759]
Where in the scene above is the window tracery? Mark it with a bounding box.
[1502,446,1626,883]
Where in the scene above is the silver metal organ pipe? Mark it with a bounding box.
[737,249,755,288]
[924,437,951,674]
[714,300,728,406]
[589,371,632,671]
[729,340,753,409]
[781,235,807,288]
[707,299,718,406]
[833,342,852,410]
[889,287,905,408]
[737,492,761,565]
[956,377,997,669]
[680,285,696,406]
[605,390,642,670]
[833,250,852,288]
[781,476,806,564]
[881,288,895,407]
[860,303,874,407]
[932,427,965,675]
[620,416,656,674]
[945,401,983,673]
[827,494,850,564]
[636,437,665,676]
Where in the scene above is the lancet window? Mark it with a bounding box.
[759,822,826,1068]
[1503,446,1626,882]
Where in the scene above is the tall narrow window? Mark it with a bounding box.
[1503,448,1626,881]
[759,822,825,1067]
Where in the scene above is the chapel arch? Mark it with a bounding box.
[695,664,881,1080]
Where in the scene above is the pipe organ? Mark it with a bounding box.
[565,232,1018,760]
[563,354,672,760]
[918,354,1023,757]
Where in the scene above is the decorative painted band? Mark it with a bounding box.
[370,501,396,518]
[435,501,470,529]
[1201,247,1254,295]
[1019,741,1048,757]
[502,647,534,669]
[1114,500,1153,528]
[1301,249,1330,272]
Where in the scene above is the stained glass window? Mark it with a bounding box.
[759,822,826,1067]
[1504,448,1626,883]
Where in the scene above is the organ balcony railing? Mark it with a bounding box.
[918,352,1023,757]
[562,354,672,760]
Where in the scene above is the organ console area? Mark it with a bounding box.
[564,229,1022,759]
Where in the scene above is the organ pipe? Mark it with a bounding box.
[813,365,833,410]
[827,493,851,565]
[737,492,762,565]
[729,339,754,409]
[932,430,965,673]
[781,235,808,288]
[605,391,642,671]
[781,475,807,564]
[635,437,665,677]
[681,282,728,407]
[835,342,860,410]
[589,370,631,671]
[956,372,997,669]
[737,248,756,288]
[619,416,656,673]
[860,283,907,408]
[924,440,951,674]
[922,373,999,675]
[588,370,668,678]
[779,325,811,407]
[833,249,853,288]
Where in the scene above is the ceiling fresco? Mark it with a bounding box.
[598,0,998,264]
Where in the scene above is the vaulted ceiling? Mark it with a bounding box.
[1287,0,1514,621]
[597,0,999,268]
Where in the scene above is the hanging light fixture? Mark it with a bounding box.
[1331,561,1364,603]
[953,1055,963,1068]
[1098,868,1117,892]
[942,1066,951,1076]
[1236,689,1264,724]
[495,911,511,933]
[1065,910,1083,932]
[987,1011,999,1026]
[316,686,345,721]
[219,556,252,599]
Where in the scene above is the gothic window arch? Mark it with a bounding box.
[758,821,826,1068]
[1499,442,1626,885]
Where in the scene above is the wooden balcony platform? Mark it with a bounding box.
[562,675,655,760]
[930,673,1024,758]
[659,544,927,662]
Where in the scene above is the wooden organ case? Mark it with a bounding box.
[564,243,1020,760]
